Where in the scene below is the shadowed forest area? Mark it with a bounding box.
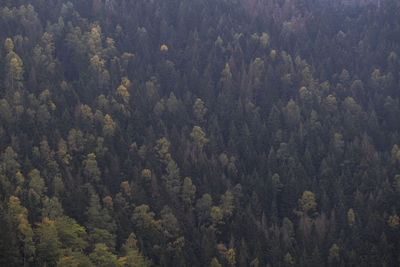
[0,0,400,266]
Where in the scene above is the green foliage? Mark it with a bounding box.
[196,194,213,224]
[161,206,180,238]
[36,218,61,266]
[190,126,209,150]
[89,243,120,267]
[154,137,171,163]
[42,196,64,220]
[166,92,179,114]
[284,252,294,266]
[220,63,232,87]
[333,133,344,155]
[181,177,196,206]
[347,208,355,228]
[298,191,317,215]
[1,147,20,177]
[0,99,13,124]
[132,205,155,232]
[210,257,222,267]
[0,0,400,266]
[328,243,340,264]
[67,129,85,153]
[57,250,94,267]
[163,159,181,196]
[193,98,207,122]
[103,114,116,137]
[28,169,47,197]
[5,49,24,90]
[210,206,224,226]
[85,190,116,235]
[220,190,234,217]
[83,153,101,182]
[119,233,151,266]
[8,196,35,263]
[88,228,115,251]
[55,216,88,251]
[4,37,14,52]
[116,84,130,104]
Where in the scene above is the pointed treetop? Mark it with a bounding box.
[160,44,168,52]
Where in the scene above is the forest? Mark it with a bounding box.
[0,0,399,266]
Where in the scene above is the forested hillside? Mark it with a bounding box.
[0,0,399,266]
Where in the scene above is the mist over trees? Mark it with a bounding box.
[0,0,399,266]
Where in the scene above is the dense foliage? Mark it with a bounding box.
[0,0,400,266]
